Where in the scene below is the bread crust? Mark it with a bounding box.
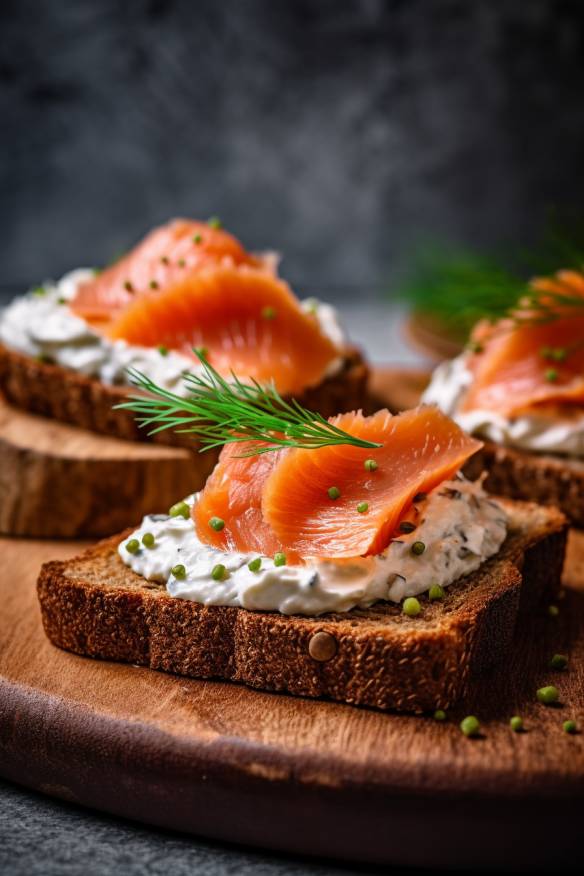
[464,442,584,529]
[37,501,567,713]
[0,344,369,448]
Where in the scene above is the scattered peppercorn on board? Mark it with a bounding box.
[0,367,583,870]
[0,396,216,538]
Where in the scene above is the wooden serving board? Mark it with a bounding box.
[0,367,583,869]
[0,535,583,869]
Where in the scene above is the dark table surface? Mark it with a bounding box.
[0,778,393,876]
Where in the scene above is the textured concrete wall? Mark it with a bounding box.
[2,0,584,295]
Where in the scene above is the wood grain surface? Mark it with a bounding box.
[0,367,583,869]
[368,365,430,413]
[0,397,215,538]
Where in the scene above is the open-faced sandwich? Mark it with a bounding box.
[423,268,584,526]
[37,358,567,713]
[0,218,367,449]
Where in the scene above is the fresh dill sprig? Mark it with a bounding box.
[115,352,382,456]
[513,281,584,327]
[395,214,584,339]
[395,244,522,337]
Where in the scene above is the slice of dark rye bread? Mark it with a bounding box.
[0,344,368,449]
[464,443,584,530]
[37,500,567,713]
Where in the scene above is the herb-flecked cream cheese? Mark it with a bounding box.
[119,478,508,617]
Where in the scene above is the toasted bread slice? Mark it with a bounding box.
[0,344,368,448]
[464,444,584,529]
[37,500,567,713]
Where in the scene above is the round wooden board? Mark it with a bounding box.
[0,397,216,538]
[1,367,583,869]
[0,534,583,870]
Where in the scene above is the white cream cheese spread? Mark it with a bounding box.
[119,478,507,616]
[423,353,584,458]
[0,270,346,398]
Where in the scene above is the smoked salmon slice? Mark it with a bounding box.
[462,271,584,416]
[71,219,269,323]
[106,265,339,397]
[70,218,340,396]
[193,440,291,560]
[193,406,482,560]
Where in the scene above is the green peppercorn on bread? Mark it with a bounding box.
[37,500,567,714]
[0,344,369,448]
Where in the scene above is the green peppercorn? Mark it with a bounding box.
[364,458,378,472]
[274,552,287,567]
[550,653,568,670]
[548,604,560,617]
[328,486,341,500]
[248,557,262,573]
[510,716,524,732]
[125,538,140,554]
[460,715,480,737]
[169,501,190,519]
[57,296,67,304]
[541,346,567,362]
[211,563,226,581]
[466,340,483,354]
[208,216,222,229]
[357,501,369,514]
[399,521,416,533]
[142,532,155,548]
[178,259,186,267]
[433,709,447,721]
[123,280,133,292]
[411,541,426,555]
[158,345,169,356]
[429,584,445,601]
[160,255,170,265]
[536,685,559,705]
[171,564,186,579]
[209,516,225,532]
[545,368,558,383]
[402,597,421,617]
[193,234,203,244]
[563,719,577,734]
[262,306,277,320]
[32,286,46,296]
[149,280,159,289]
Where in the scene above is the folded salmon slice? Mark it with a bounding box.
[193,406,482,560]
[193,440,291,560]
[462,271,584,416]
[71,218,268,324]
[70,218,339,396]
[106,265,339,396]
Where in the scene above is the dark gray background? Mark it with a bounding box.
[2,0,584,298]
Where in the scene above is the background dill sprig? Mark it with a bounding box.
[394,212,584,340]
